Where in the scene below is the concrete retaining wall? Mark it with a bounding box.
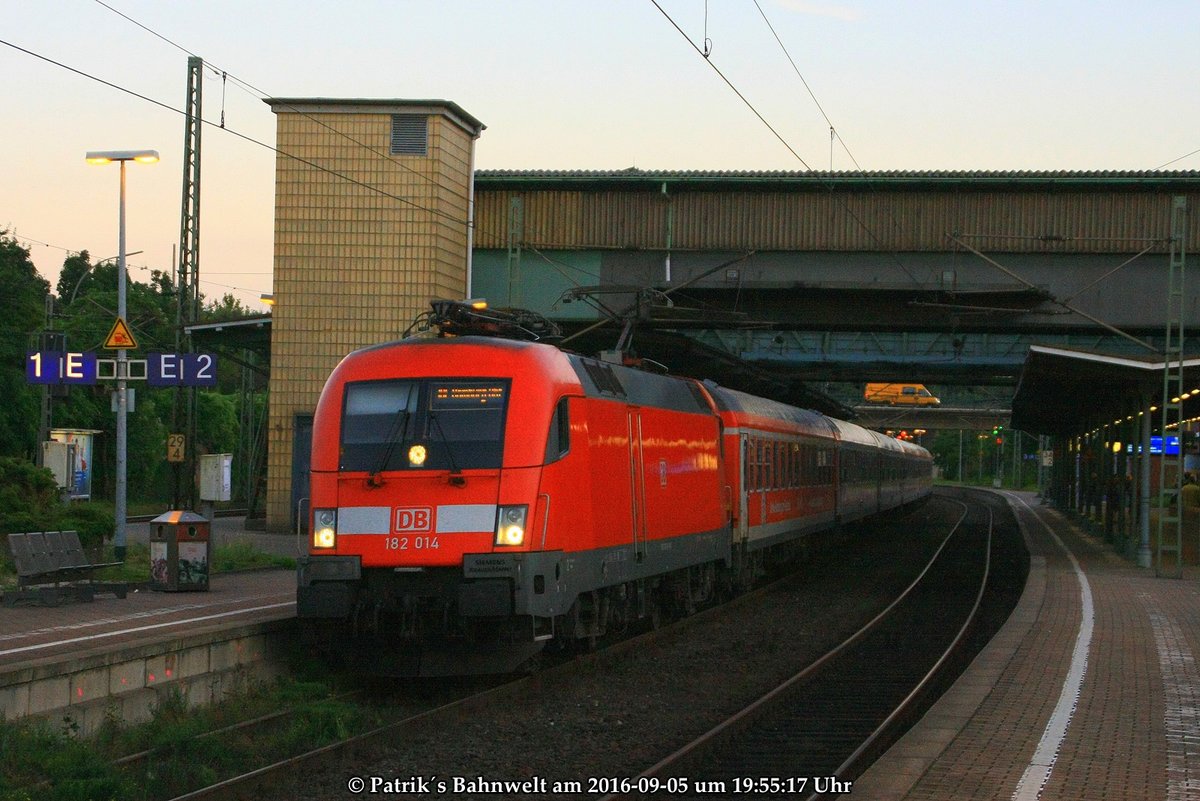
[0,619,294,734]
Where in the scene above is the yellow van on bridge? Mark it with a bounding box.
[863,383,941,406]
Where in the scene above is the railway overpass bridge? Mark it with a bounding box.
[472,170,1200,410]
[849,406,1011,432]
[260,117,1199,530]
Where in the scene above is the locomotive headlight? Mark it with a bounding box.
[494,505,528,547]
[313,508,337,549]
[408,444,427,466]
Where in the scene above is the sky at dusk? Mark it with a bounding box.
[4,0,1198,310]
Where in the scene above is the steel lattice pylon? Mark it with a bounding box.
[1156,196,1187,577]
[173,56,203,508]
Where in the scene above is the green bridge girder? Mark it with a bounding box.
[683,329,1191,385]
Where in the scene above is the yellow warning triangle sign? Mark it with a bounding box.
[103,317,138,350]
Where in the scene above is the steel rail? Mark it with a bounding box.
[599,496,985,801]
[160,553,800,801]
[801,502,994,800]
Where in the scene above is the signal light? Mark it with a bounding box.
[996,436,1004,445]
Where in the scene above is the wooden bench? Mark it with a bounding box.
[3,531,128,606]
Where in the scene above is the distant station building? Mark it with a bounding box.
[261,96,1200,532]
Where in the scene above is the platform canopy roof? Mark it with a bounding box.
[1010,345,1200,436]
[184,316,271,375]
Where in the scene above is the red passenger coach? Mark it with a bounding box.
[298,303,932,675]
[705,386,839,562]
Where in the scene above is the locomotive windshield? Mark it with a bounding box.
[340,378,510,472]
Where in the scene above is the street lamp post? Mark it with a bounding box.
[86,149,159,561]
[67,250,145,306]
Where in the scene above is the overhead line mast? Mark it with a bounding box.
[1156,196,1188,577]
[174,55,203,508]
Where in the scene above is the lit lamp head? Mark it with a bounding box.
[86,149,160,165]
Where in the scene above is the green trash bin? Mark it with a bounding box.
[149,511,211,591]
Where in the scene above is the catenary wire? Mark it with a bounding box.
[751,0,938,285]
[19,5,599,292]
[1157,147,1200,169]
[751,0,863,173]
[90,0,479,213]
[648,0,814,171]
[0,37,471,229]
[648,0,922,287]
[7,228,270,306]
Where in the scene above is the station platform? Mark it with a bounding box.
[852,490,1200,801]
[0,568,295,670]
[0,520,298,731]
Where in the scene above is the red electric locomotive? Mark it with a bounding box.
[298,303,932,675]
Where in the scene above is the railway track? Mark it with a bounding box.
[158,535,907,801]
[155,569,806,800]
[603,490,1003,800]
[140,491,1015,801]
[159,681,509,801]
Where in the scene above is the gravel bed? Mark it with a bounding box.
[289,498,966,800]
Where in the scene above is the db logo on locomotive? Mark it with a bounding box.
[394,507,433,533]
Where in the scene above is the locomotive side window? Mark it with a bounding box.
[544,397,571,463]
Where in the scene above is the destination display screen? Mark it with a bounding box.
[431,382,508,409]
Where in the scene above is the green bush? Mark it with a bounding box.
[0,458,114,548]
[55,503,115,550]
[0,457,59,534]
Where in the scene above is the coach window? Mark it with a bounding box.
[544,397,571,463]
[751,440,759,490]
[764,441,774,490]
[755,439,765,490]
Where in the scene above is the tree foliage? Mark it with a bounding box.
[0,235,266,512]
[203,292,256,323]
[0,233,49,461]
[0,455,60,534]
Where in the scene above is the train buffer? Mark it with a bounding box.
[3,531,128,607]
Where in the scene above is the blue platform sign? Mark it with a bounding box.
[26,351,97,384]
[1131,436,1182,455]
[1152,435,1181,456]
[147,352,219,387]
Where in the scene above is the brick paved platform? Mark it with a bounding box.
[0,569,295,671]
[0,517,298,672]
[0,564,296,732]
[852,490,1200,800]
